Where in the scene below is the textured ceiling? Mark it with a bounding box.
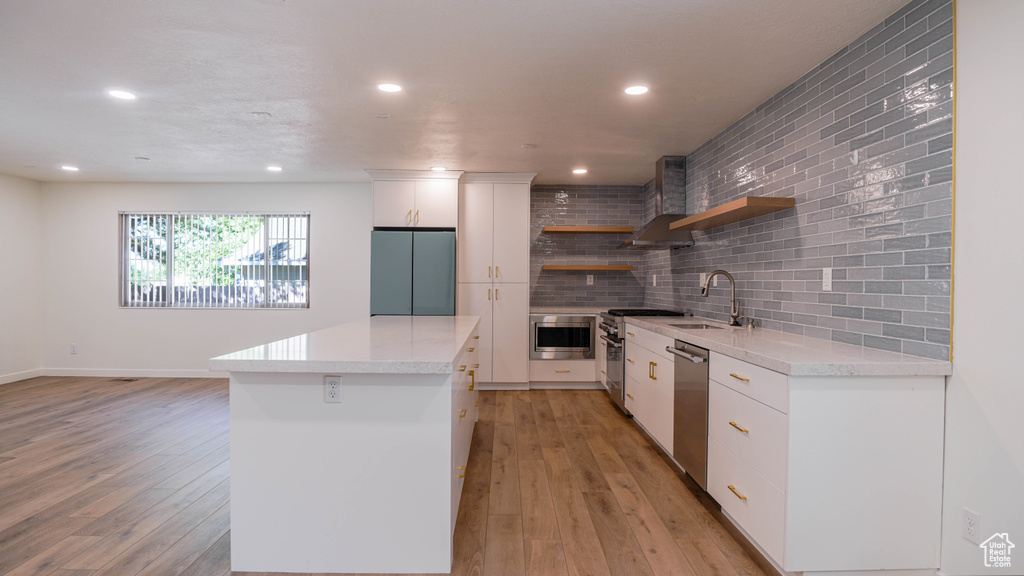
[0,0,908,185]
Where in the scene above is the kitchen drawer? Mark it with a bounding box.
[710,352,788,414]
[709,381,788,489]
[529,359,597,382]
[624,323,675,362]
[708,437,785,565]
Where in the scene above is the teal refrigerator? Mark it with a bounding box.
[370,230,456,315]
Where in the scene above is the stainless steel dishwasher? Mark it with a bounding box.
[665,340,709,491]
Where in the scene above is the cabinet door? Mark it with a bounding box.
[491,283,529,384]
[458,183,494,283]
[457,283,493,382]
[373,180,416,227]
[648,357,674,453]
[415,179,458,228]
[491,183,530,283]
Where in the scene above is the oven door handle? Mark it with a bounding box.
[599,322,617,333]
[599,335,623,348]
[665,346,706,363]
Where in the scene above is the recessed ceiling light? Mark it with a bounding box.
[573,168,588,175]
[107,89,136,100]
[62,165,79,171]
[266,166,283,172]
[377,83,402,93]
[431,166,446,171]
[521,143,538,149]
[624,86,649,95]
[134,156,151,161]
[375,114,392,119]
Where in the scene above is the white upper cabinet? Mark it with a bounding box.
[458,182,495,283]
[458,178,532,283]
[368,170,462,228]
[492,183,530,283]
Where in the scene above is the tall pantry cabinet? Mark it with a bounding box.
[458,173,535,388]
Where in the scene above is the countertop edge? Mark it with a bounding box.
[625,316,952,377]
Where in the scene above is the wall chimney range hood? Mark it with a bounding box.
[621,156,694,250]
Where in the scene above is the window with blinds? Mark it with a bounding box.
[120,212,309,308]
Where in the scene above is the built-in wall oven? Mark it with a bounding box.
[529,315,596,360]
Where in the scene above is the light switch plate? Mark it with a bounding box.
[823,268,832,292]
[586,275,594,285]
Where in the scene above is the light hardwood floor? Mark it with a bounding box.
[0,377,773,576]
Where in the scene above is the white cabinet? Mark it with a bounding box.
[368,171,462,228]
[491,283,530,384]
[451,332,479,536]
[458,181,530,283]
[705,352,946,573]
[456,173,535,387]
[623,323,675,452]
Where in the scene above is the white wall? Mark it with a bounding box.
[942,3,1024,574]
[38,182,371,377]
[0,173,44,383]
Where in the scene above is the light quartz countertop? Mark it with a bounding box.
[626,316,952,377]
[210,315,480,374]
[530,306,606,315]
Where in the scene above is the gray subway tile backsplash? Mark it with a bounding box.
[527,1,951,360]
[639,0,951,360]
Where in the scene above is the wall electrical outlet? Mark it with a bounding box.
[700,273,707,286]
[823,268,833,292]
[324,376,342,403]
[586,275,594,285]
[963,508,982,544]
[652,274,657,287]
[70,343,78,355]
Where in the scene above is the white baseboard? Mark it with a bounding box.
[0,368,44,386]
[41,368,228,379]
[529,381,604,390]
[477,381,530,391]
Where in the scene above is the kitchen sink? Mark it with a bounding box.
[670,323,725,330]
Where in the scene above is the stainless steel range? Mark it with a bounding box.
[599,308,687,415]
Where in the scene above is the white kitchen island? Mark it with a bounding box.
[210,315,480,574]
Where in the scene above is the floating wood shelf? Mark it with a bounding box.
[541,265,634,271]
[542,226,635,234]
[669,196,796,232]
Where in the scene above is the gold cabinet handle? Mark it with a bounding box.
[555,369,570,373]
[459,365,466,372]
[415,209,420,223]
[488,266,492,278]
[600,370,606,375]
[459,409,467,418]
[627,358,635,364]
[730,373,750,382]
[473,363,479,368]
[488,288,492,301]
[495,288,499,300]
[459,465,466,478]
[627,331,636,336]
[469,370,475,390]
[474,335,479,339]
[407,209,413,223]
[495,265,500,278]
[468,347,475,352]
[626,393,634,399]
[650,361,657,380]
[729,421,749,433]
[727,485,748,500]
[474,401,478,407]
